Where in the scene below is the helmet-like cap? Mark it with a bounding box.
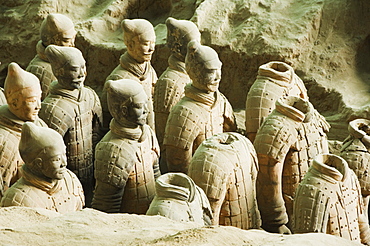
[166,17,200,42]
[121,19,155,42]
[4,62,40,100]
[45,45,85,73]
[106,79,146,117]
[40,13,75,45]
[19,122,65,164]
[186,40,222,71]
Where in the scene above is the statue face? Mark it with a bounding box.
[127,34,156,63]
[125,92,148,126]
[194,68,221,93]
[59,56,86,90]
[9,85,42,121]
[41,147,67,180]
[55,28,77,47]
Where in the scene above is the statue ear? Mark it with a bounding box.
[121,105,128,117]
[34,158,43,169]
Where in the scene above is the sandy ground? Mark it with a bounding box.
[0,207,362,245]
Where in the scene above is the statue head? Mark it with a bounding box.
[121,19,156,63]
[106,79,148,126]
[45,45,86,90]
[185,40,222,93]
[40,13,76,47]
[165,17,201,60]
[4,62,42,121]
[19,122,67,181]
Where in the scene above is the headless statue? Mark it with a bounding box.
[163,40,237,174]
[102,19,157,131]
[0,122,84,213]
[293,154,370,245]
[93,79,160,214]
[341,118,370,219]
[188,132,261,229]
[245,61,307,142]
[146,172,212,226]
[253,95,330,234]
[0,62,47,198]
[27,13,76,100]
[39,45,103,206]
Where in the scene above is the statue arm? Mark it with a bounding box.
[221,94,237,132]
[256,154,290,233]
[92,180,125,213]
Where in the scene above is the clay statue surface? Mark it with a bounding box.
[340,118,370,218]
[27,13,76,100]
[146,172,212,226]
[245,61,308,142]
[188,132,261,229]
[292,153,370,245]
[0,122,84,213]
[163,40,237,174]
[0,62,47,199]
[92,79,160,214]
[253,95,330,234]
[102,19,157,131]
[153,17,201,171]
[38,45,102,206]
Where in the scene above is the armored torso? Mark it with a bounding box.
[293,154,370,244]
[39,82,102,203]
[153,55,190,146]
[253,96,329,231]
[92,119,160,214]
[0,166,84,214]
[0,105,47,196]
[245,61,307,142]
[163,83,236,173]
[188,132,261,229]
[26,41,56,100]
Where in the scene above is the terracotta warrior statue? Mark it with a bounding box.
[153,17,201,168]
[292,154,370,245]
[102,19,157,131]
[0,62,47,198]
[0,122,85,213]
[92,79,160,214]
[146,172,212,226]
[27,13,76,100]
[39,45,103,206]
[245,61,308,142]
[340,118,370,218]
[253,95,330,234]
[188,132,261,229]
[163,40,237,174]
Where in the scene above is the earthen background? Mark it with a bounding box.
[0,0,369,244]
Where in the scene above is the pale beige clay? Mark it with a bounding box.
[146,172,212,226]
[293,153,370,245]
[0,62,47,199]
[0,122,84,213]
[253,95,330,234]
[102,19,157,131]
[92,79,160,214]
[26,13,76,100]
[163,40,237,174]
[245,61,308,142]
[153,17,201,172]
[340,118,370,219]
[188,132,261,230]
[38,45,102,206]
